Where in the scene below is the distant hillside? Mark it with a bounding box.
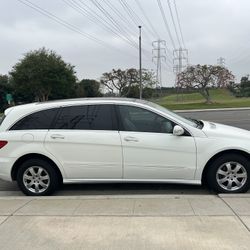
[153,89,250,110]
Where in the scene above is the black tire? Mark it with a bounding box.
[17,158,59,196]
[206,153,250,193]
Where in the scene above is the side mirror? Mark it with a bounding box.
[173,125,185,136]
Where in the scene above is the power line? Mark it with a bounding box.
[134,0,160,38]
[156,0,176,49]
[118,0,154,42]
[18,0,155,68]
[88,0,153,62]
[63,0,138,49]
[17,0,111,48]
[173,0,186,48]
[167,0,181,48]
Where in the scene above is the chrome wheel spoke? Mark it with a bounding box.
[237,173,247,178]
[34,183,40,193]
[225,163,232,172]
[40,175,49,181]
[218,176,228,184]
[234,179,242,187]
[37,168,43,176]
[217,169,227,176]
[39,181,48,188]
[29,168,36,176]
[23,174,33,181]
[26,181,34,188]
[227,180,233,190]
[234,164,242,173]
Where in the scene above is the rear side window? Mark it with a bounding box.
[10,108,58,130]
[53,104,115,130]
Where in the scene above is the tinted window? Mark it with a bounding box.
[118,105,175,133]
[53,105,114,130]
[10,108,58,130]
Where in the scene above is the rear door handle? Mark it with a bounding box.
[50,134,65,139]
[124,136,139,142]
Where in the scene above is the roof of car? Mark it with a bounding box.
[37,97,145,105]
[4,97,153,115]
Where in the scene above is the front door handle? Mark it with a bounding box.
[124,136,139,142]
[50,134,65,139]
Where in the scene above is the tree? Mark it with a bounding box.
[237,75,250,97]
[100,68,156,97]
[76,79,102,97]
[177,64,234,103]
[10,48,77,102]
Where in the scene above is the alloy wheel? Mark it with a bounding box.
[216,161,247,191]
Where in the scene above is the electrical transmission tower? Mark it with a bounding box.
[173,48,188,101]
[217,57,225,67]
[173,48,188,74]
[152,40,167,90]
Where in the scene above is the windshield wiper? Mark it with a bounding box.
[186,118,204,129]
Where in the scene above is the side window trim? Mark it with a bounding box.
[115,104,191,136]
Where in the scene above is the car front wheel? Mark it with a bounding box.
[207,154,250,193]
[17,158,59,196]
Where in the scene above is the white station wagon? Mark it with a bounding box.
[0,98,249,195]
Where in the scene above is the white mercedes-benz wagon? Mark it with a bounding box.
[0,98,249,195]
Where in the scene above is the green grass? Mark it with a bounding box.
[152,89,250,110]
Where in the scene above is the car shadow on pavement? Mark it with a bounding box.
[56,183,215,196]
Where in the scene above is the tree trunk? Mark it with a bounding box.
[200,88,213,104]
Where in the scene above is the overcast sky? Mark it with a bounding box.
[0,0,250,86]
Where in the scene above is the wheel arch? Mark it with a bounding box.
[201,149,250,185]
[11,153,63,184]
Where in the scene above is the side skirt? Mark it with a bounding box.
[63,179,201,185]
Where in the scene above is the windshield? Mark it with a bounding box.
[145,101,198,128]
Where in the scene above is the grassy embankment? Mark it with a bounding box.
[153,89,250,110]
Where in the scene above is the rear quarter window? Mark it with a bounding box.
[10,108,59,130]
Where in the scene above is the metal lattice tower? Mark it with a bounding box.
[173,48,188,101]
[173,48,188,74]
[217,57,225,67]
[152,40,167,89]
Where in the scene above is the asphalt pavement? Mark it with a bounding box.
[180,109,250,130]
[1,108,250,195]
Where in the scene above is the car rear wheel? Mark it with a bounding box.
[17,158,59,196]
[207,154,250,193]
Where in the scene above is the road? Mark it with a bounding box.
[1,108,250,195]
[180,109,250,130]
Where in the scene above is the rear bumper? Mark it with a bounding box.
[0,157,15,182]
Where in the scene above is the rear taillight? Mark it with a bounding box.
[0,141,8,149]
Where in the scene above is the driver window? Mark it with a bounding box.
[118,105,175,133]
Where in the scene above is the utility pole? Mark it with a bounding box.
[139,26,142,99]
[217,57,225,67]
[152,39,166,92]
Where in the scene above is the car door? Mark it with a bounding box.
[44,104,122,179]
[117,105,197,180]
